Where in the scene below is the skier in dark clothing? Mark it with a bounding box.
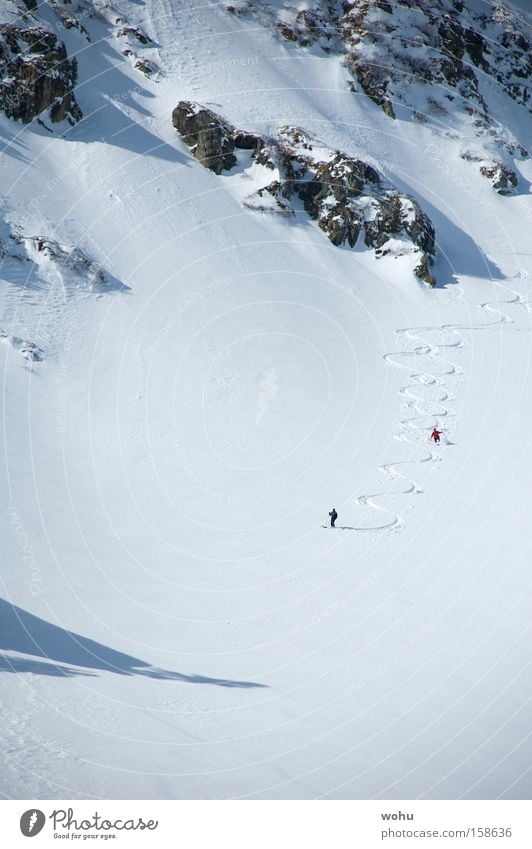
[329,508,338,528]
[431,428,442,443]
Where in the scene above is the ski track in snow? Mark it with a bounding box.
[1,0,530,801]
[356,275,532,534]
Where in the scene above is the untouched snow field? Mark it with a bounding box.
[0,0,531,799]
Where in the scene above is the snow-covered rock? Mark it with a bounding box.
[0,22,81,123]
[174,105,437,283]
[0,0,531,803]
[233,0,530,190]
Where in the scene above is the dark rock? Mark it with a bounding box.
[254,144,280,170]
[277,22,299,42]
[30,237,107,281]
[0,330,44,362]
[403,199,436,256]
[290,147,434,272]
[463,28,489,71]
[256,142,295,198]
[347,59,396,118]
[295,154,380,221]
[116,27,152,45]
[233,131,263,152]
[243,181,295,217]
[414,255,436,287]
[172,104,436,283]
[364,195,402,249]
[135,59,158,76]
[172,101,237,173]
[235,0,531,170]
[0,25,81,124]
[318,202,362,248]
[439,20,465,63]
[479,162,518,194]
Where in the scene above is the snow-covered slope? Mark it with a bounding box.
[0,0,531,799]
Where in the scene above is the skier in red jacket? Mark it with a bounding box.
[431,427,442,443]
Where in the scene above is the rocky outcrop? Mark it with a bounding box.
[230,1,529,191]
[237,0,530,119]
[243,181,294,217]
[479,161,519,195]
[173,103,437,284]
[255,127,436,281]
[2,225,109,289]
[172,102,238,174]
[115,20,159,76]
[116,26,153,46]
[0,25,82,124]
[0,331,43,362]
[30,238,107,282]
[48,0,91,39]
[172,101,265,173]
[294,153,379,248]
[337,0,519,125]
[62,2,158,74]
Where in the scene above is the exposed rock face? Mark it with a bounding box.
[114,19,159,76]
[31,238,107,282]
[0,25,82,124]
[116,27,153,46]
[2,225,109,289]
[0,331,43,362]
[49,0,91,38]
[173,102,265,173]
[172,102,238,174]
[173,103,437,284]
[234,1,530,116]
[243,181,295,217]
[230,1,529,193]
[52,1,159,75]
[479,161,519,195]
[337,0,531,128]
[293,152,379,248]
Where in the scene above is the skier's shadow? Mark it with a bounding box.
[0,599,266,688]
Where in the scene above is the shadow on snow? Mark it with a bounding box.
[0,599,267,688]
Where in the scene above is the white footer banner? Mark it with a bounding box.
[1,800,531,848]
